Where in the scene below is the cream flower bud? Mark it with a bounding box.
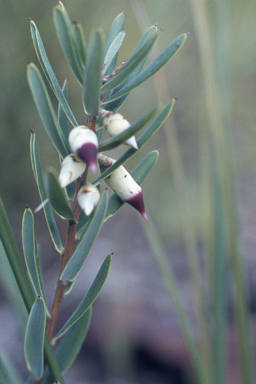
[77,183,100,216]
[101,110,138,149]
[58,154,86,188]
[68,126,98,173]
[98,154,148,219]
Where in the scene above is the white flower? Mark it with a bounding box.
[58,154,86,188]
[77,183,100,216]
[98,154,148,219]
[69,126,98,173]
[101,110,138,149]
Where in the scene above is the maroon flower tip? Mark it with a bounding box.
[76,143,98,173]
[126,190,148,219]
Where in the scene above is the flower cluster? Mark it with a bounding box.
[58,113,147,219]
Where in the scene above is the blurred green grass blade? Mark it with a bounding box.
[0,348,22,384]
[83,27,104,116]
[29,20,78,127]
[72,21,87,67]
[45,168,77,222]
[27,63,69,159]
[94,100,174,186]
[103,30,125,74]
[53,2,84,83]
[0,197,35,312]
[43,309,92,383]
[58,79,70,145]
[99,104,159,152]
[104,12,124,58]
[22,208,50,317]
[104,150,159,221]
[101,26,159,93]
[107,33,188,102]
[56,254,111,340]
[30,132,63,253]
[24,296,46,379]
[60,191,108,283]
[142,211,209,384]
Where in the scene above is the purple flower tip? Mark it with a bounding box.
[126,190,148,219]
[76,143,98,173]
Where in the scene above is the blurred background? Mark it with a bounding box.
[1,0,256,383]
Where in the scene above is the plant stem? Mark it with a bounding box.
[45,114,97,341]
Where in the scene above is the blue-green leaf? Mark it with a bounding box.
[83,27,104,116]
[58,79,70,145]
[24,296,46,379]
[29,20,78,127]
[105,150,159,221]
[101,26,159,93]
[56,254,111,340]
[42,308,92,384]
[106,33,188,102]
[103,30,125,74]
[27,63,69,159]
[104,12,124,58]
[98,104,159,152]
[30,132,63,253]
[60,191,108,282]
[45,168,77,222]
[22,208,49,316]
[72,21,87,68]
[53,2,84,83]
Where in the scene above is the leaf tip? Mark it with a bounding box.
[30,128,35,134]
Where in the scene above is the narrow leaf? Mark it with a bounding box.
[29,20,78,127]
[22,208,50,316]
[57,254,111,339]
[58,79,70,144]
[103,30,125,74]
[99,104,159,152]
[72,21,87,67]
[0,198,35,312]
[30,132,63,253]
[24,296,46,379]
[42,308,92,384]
[22,208,42,296]
[93,101,173,186]
[45,168,77,222]
[104,150,159,221]
[83,27,104,116]
[60,191,108,282]
[101,26,159,93]
[53,3,84,83]
[104,12,124,58]
[27,63,69,159]
[107,33,188,102]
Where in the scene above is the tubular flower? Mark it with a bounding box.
[77,183,100,216]
[100,109,138,149]
[98,154,148,219]
[69,126,98,173]
[58,154,86,188]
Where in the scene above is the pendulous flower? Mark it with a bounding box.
[98,154,148,219]
[77,183,100,216]
[58,154,86,188]
[69,126,98,173]
[100,109,138,149]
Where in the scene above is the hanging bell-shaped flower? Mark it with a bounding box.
[77,183,100,216]
[69,126,98,173]
[98,154,148,219]
[58,154,86,188]
[101,109,138,149]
